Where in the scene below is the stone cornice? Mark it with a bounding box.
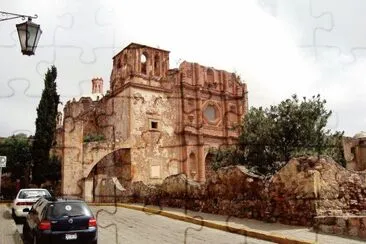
[180,82,245,99]
[112,80,174,96]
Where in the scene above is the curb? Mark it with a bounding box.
[88,203,314,244]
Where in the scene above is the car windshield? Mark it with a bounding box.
[18,190,50,199]
[47,202,93,219]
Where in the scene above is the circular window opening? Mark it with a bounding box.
[204,105,217,122]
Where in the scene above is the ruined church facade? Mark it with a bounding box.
[59,43,248,200]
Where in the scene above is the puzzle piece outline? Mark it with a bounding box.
[3,1,349,242]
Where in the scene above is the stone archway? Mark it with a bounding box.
[84,149,131,202]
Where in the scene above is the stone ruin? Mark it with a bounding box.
[95,156,366,239]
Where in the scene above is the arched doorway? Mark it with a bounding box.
[84,149,131,202]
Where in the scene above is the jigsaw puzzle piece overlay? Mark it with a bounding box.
[62,113,120,244]
[36,46,116,100]
[310,0,366,64]
[51,1,117,63]
[257,0,340,61]
[0,78,41,136]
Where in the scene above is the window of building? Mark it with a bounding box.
[150,120,159,130]
[204,105,217,122]
[141,53,148,74]
[154,54,160,76]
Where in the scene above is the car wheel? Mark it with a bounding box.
[22,224,29,244]
[12,209,19,224]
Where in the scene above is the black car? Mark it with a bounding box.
[22,197,97,244]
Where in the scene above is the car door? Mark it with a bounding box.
[23,205,35,242]
[24,199,43,242]
[34,200,48,227]
[27,200,41,230]
[31,199,50,241]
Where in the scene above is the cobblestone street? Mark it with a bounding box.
[10,205,273,244]
[93,206,274,244]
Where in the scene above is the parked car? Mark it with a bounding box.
[12,188,52,221]
[22,197,98,244]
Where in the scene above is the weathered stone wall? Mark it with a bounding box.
[116,166,268,220]
[129,87,181,184]
[107,156,366,240]
[266,156,366,228]
[343,135,366,171]
[314,216,366,239]
[62,114,84,197]
[59,42,248,198]
[110,43,170,93]
[178,60,247,182]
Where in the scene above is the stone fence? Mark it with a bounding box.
[99,156,366,239]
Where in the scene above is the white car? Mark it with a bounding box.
[12,188,51,220]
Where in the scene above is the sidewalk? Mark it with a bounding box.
[103,203,365,244]
[0,203,23,244]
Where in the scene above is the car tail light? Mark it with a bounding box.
[89,218,97,227]
[16,202,33,206]
[38,220,51,230]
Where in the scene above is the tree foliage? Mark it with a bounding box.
[211,94,345,175]
[0,134,32,181]
[31,66,60,184]
[39,155,61,182]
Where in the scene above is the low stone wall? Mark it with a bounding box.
[94,156,366,239]
[314,216,366,239]
[118,164,318,226]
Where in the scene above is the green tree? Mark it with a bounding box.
[0,134,32,182]
[41,155,61,182]
[31,66,60,184]
[212,94,345,174]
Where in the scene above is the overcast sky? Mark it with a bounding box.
[0,0,365,137]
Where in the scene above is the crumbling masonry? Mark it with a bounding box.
[57,43,248,200]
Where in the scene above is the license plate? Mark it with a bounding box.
[65,233,77,240]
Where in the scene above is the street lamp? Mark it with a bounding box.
[0,11,42,56]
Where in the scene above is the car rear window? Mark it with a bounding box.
[18,190,50,199]
[47,202,93,219]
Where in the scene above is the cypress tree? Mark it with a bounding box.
[31,66,60,185]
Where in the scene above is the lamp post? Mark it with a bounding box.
[0,11,42,56]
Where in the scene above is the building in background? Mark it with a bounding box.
[56,43,248,201]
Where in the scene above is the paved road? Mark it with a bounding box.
[16,206,273,244]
